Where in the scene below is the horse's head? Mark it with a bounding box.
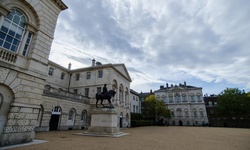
[109,90,116,97]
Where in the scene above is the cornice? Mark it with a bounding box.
[51,0,68,11]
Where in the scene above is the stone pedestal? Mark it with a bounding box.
[87,108,119,134]
[76,108,129,137]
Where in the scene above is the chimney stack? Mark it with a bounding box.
[68,63,71,70]
[92,58,96,66]
[166,83,168,88]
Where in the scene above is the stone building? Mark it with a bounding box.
[130,89,141,114]
[44,59,132,130]
[154,82,208,126]
[0,0,67,146]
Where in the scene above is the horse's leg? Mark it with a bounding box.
[96,99,99,108]
[101,99,105,107]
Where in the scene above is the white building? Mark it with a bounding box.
[0,0,67,146]
[130,89,141,114]
[43,59,132,130]
[154,82,208,126]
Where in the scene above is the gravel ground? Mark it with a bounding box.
[2,126,250,150]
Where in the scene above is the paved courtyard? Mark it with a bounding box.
[1,126,250,150]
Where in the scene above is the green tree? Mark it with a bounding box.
[216,88,250,119]
[144,95,171,121]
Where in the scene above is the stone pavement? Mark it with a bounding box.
[1,126,249,150]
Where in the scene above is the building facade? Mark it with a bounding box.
[44,59,132,129]
[130,89,141,114]
[0,0,67,146]
[154,82,208,126]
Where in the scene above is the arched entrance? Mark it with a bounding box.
[49,106,61,131]
[81,110,87,129]
[0,85,14,136]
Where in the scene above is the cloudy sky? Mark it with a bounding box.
[50,0,250,95]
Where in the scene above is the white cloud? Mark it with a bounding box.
[50,0,250,94]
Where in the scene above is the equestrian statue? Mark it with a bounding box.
[95,84,116,108]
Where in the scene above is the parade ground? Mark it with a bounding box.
[1,126,250,150]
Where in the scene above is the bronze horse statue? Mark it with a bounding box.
[96,90,116,108]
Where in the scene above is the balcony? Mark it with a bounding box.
[43,86,90,104]
[0,49,17,63]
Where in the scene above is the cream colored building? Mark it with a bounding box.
[0,0,67,146]
[154,82,208,126]
[45,59,132,130]
[130,89,141,114]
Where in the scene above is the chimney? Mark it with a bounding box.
[92,59,96,66]
[68,63,71,70]
[184,81,186,86]
[150,89,152,93]
[166,83,168,88]
[160,85,164,89]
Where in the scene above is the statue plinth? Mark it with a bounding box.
[75,108,129,137]
[87,108,119,134]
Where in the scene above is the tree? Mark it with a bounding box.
[144,95,171,121]
[216,88,250,119]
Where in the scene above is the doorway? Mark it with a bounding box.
[49,106,61,131]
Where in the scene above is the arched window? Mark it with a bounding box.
[193,108,197,117]
[182,94,187,102]
[175,94,180,103]
[169,95,173,103]
[199,108,204,116]
[0,9,33,56]
[176,108,182,117]
[184,108,189,116]
[81,110,87,121]
[119,84,123,104]
[68,109,75,121]
[0,9,25,52]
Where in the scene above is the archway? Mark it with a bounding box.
[49,106,62,131]
[0,84,14,136]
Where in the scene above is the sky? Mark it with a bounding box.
[49,0,250,95]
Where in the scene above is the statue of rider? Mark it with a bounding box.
[102,84,108,97]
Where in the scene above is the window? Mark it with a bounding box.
[68,109,75,120]
[136,106,138,113]
[197,95,201,102]
[185,109,189,116]
[0,9,26,52]
[190,94,195,102]
[214,102,217,105]
[182,95,187,102]
[133,105,135,112]
[98,70,103,78]
[81,111,87,121]
[208,101,212,106]
[76,73,80,81]
[169,96,173,103]
[200,110,204,116]
[133,96,135,100]
[48,67,54,75]
[175,94,180,103]
[73,89,78,94]
[87,72,91,79]
[97,87,101,94]
[85,88,89,97]
[61,72,65,80]
[171,111,174,116]
[22,32,32,56]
